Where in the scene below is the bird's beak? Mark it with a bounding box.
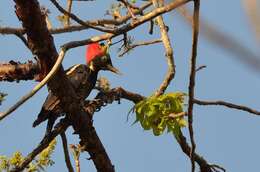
[106,64,122,75]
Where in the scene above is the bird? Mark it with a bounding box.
[32,42,120,134]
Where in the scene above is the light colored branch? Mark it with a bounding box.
[187,1,200,172]
[152,0,175,97]
[0,48,66,121]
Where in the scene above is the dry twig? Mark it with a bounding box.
[187,1,200,171]
[61,132,75,172]
[152,0,175,96]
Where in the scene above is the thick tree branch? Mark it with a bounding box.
[0,61,40,82]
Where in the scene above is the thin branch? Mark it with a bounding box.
[187,1,200,171]
[176,131,225,172]
[118,39,162,57]
[65,0,73,26]
[0,49,66,121]
[50,0,115,33]
[169,112,187,119]
[61,132,75,172]
[10,119,69,172]
[118,0,138,19]
[193,98,260,116]
[152,0,175,96]
[14,32,29,48]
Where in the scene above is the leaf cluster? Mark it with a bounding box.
[134,92,187,136]
[0,139,56,172]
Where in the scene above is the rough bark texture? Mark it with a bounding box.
[0,61,40,81]
[13,0,114,171]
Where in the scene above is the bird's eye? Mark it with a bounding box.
[101,56,108,62]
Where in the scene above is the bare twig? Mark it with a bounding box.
[152,0,175,97]
[195,65,206,72]
[61,132,75,172]
[193,98,260,116]
[187,1,200,172]
[119,39,162,57]
[14,32,29,48]
[50,0,115,33]
[118,0,138,19]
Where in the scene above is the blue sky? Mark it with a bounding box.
[1,0,260,171]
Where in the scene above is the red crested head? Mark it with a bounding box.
[85,43,105,64]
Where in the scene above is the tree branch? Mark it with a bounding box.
[118,39,162,57]
[152,0,175,97]
[61,132,75,172]
[187,1,200,171]
[0,61,40,82]
[193,98,260,116]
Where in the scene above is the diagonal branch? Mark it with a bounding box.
[61,132,75,172]
[187,0,200,171]
[152,0,175,97]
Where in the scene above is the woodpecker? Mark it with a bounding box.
[33,42,120,133]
